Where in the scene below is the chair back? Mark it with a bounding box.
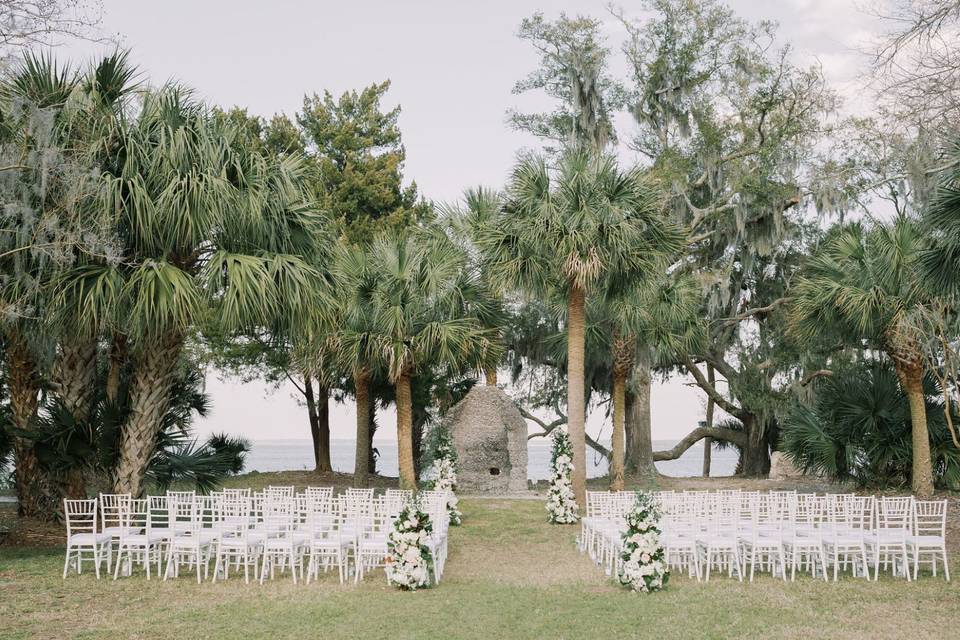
[99,493,131,531]
[913,500,948,538]
[64,499,98,537]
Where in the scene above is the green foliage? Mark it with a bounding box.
[24,352,223,492]
[922,139,960,293]
[297,81,429,242]
[331,227,497,382]
[479,148,683,297]
[419,421,458,474]
[790,216,936,355]
[510,13,626,151]
[147,433,250,494]
[780,361,960,489]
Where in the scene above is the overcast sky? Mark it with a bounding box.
[61,0,888,444]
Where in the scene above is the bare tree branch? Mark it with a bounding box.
[519,404,611,458]
[653,425,747,461]
[681,354,744,418]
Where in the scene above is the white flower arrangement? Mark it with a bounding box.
[617,492,669,593]
[546,428,579,524]
[423,426,462,525]
[385,501,434,590]
[430,457,462,525]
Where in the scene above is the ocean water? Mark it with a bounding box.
[243,438,738,480]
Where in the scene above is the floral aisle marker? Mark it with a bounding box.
[385,500,434,590]
[546,428,579,523]
[618,492,669,593]
[424,426,462,525]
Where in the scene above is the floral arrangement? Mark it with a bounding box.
[423,425,462,525]
[546,428,579,524]
[617,492,669,593]
[385,501,434,590]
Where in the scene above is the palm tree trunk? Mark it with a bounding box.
[113,333,183,496]
[303,375,322,470]
[353,370,371,484]
[485,368,498,385]
[610,332,634,492]
[106,333,128,405]
[567,285,587,508]
[611,367,626,492]
[894,358,935,498]
[54,339,99,499]
[5,331,45,517]
[395,370,417,491]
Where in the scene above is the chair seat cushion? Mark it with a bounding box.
[68,532,111,546]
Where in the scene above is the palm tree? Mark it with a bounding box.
[477,149,682,506]
[439,187,508,385]
[94,88,327,496]
[47,51,141,499]
[335,229,496,490]
[0,53,86,515]
[328,241,379,484]
[791,217,941,497]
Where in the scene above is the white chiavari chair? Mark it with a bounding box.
[910,499,950,581]
[63,498,112,579]
[822,495,871,581]
[783,495,827,581]
[212,496,262,584]
[697,494,743,582]
[355,497,394,583]
[113,498,164,580]
[739,494,786,581]
[868,496,912,581]
[305,497,348,584]
[163,496,212,583]
[259,497,307,584]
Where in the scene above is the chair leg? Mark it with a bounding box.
[113,546,124,580]
[63,547,72,579]
[212,546,222,584]
[942,548,951,582]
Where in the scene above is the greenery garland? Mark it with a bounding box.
[423,425,462,525]
[617,492,669,593]
[385,501,434,590]
[546,428,579,523]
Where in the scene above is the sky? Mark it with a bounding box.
[60,0,889,444]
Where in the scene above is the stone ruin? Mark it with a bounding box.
[444,385,528,493]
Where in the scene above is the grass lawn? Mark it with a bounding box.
[1,497,958,640]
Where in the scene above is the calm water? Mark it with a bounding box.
[243,438,738,479]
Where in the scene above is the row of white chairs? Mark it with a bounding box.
[580,490,951,583]
[63,486,453,586]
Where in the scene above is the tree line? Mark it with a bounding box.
[3,0,960,522]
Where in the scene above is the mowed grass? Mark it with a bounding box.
[2,499,958,640]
